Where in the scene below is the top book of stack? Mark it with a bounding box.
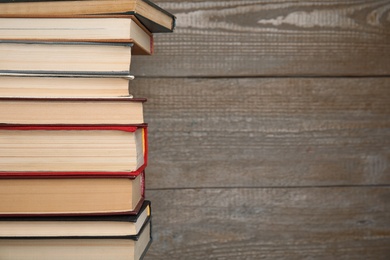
[0,0,176,33]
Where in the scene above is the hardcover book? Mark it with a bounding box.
[0,97,146,124]
[0,41,133,74]
[0,17,153,54]
[0,200,151,237]
[0,171,146,216]
[0,0,176,33]
[0,218,153,260]
[0,124,147,172]
[0,73,134,98]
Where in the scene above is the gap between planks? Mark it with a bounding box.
[147,184,390,191]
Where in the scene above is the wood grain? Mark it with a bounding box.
[131,0,390,77]
[143,187,390,259]
[130,1,390,259]
[131,77,390,189]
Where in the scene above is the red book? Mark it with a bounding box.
[0,124,148,216]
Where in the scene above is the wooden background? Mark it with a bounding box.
[131,1,390,259]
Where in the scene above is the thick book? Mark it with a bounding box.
[0,41,132,75]
[0,16,153,55]
[0,73,134,98]
[0,0,176,33]
[0,200,151,237]
[0,218,153,260]
[0,97,146,124]
[0,171,146,216]
[0,124,148,172]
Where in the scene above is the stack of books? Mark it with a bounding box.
[0,1,175,259]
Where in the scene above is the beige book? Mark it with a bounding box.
[0,125,146,172]
[0,97,145,124]
[0,17,153,54]
[0,174,144,215]
[0,74,134,98]
[0,41,132,74]
[0,221,152,260]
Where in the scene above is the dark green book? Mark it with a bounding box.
[0,200,151,237]
[0,0,176,33]
[0,201,152,259]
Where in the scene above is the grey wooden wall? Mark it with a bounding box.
[131,1,390,259]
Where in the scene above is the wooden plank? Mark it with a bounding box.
[131,77,390,189]
[132,0,390,77]
[143,187,390,259]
